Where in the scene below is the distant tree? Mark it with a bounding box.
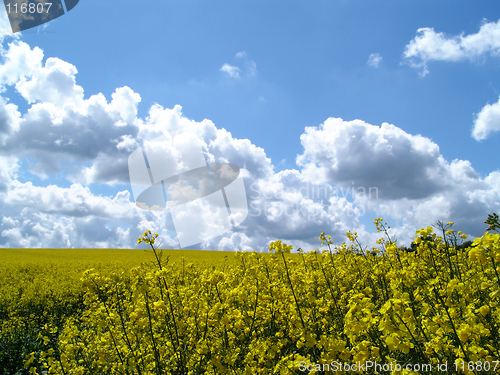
[455,240,473,251]
[400,234,473,256]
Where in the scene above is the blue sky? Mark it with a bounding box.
[0,1,499,251]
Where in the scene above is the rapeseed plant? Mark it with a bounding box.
[5,214,500,374]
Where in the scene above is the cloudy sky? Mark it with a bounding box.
[0,1,499,251]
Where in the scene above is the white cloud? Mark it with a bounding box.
[0,39,499,250]
[0,208,134,248]
[367,53,382,68]
[242,169,363,249]
[0,42,140,181]
[5,181,134,218]
[109,86,141,124]
[220,52,257,79]
[15,56,84,107]
[404,19,500,76]
[0,95,21,141]
[472,96,500,141]
[0,182,141,248]
[220,63,241,78]
[0,40,361,249]
[297,118,449,200]
[0,41,43,86]
[296,117,500,244]
[0,155,19,194]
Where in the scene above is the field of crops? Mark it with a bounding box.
[1,216,500,374]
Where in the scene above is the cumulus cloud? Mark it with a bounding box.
[367,53,382,68]
[1,207,134,249]
[0,95,20,140]
[0,41,43,86]
[0,40,364,250]
[15,57,85,107]
[0,155,19,194]
[5,182,134,218]
[243,169,363,247]
[297,118,450,200]
[472,96,500,141]
[0,39,499,251]
[0,41,140,181]
[404,19,500,76]
[296,117,500,243]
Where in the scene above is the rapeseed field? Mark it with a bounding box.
[1,215,500,374]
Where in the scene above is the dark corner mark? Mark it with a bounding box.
[2,0,79,33]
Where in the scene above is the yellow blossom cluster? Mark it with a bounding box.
[0,247,211,374]
[2,217,500,374]
[25,219,500,374]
